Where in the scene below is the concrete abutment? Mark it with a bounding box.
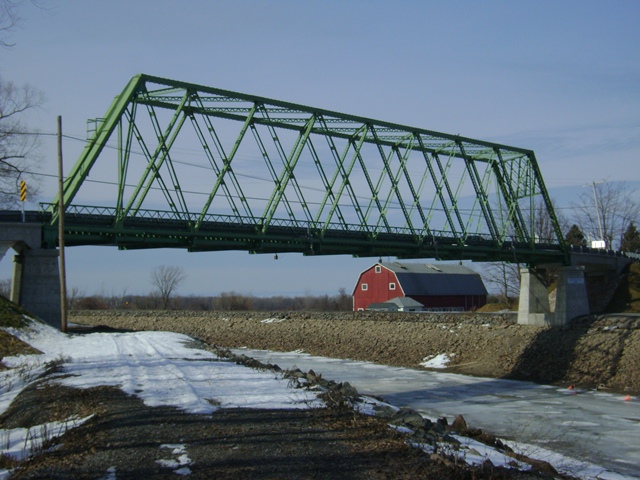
[11,249,62,330]
[1,223,61,329]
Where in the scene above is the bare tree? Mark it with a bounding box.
[572,181,640,250]
[0,1,44,207]
[0,0,19,47]
[0,78,43,206]
[335,287,352,311]
[480,262,520,308]
[215,291,253,311]
[150,265,186,310]
[529,197,568,244]
[0,277,11,298]
[67,286,81,310]
[102,286,130,309]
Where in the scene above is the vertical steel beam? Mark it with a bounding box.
[305,136,347,228]
[526,152,566,251]
[250,119,296,225]
[52,74,146,221]
[351,125,390,233]
[142,93,191,217]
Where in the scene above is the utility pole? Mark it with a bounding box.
[584,181,605,248]
[58,116,68,333]
[590,181,605,247]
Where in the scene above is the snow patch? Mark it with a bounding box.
[504,439,639,480]
[0,361,49,416]
[389,424,414,435]
[451,434,530,470]
[0,416,92,462]
[420,353,454,369]
[157,443,193,475]
[97,466,117,480]
[353,395,398,417]
[261,317,287,324]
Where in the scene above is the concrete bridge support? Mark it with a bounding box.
[11,249,61,330]
[554,266,590,325]
[517,266,589,327]
[517,268,553,326]
[1,223,61,329]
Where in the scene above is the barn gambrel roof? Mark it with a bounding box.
[379,262,487,296]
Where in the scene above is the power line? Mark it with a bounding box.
[19,130,617,218]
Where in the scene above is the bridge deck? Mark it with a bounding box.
[1,209,567,264]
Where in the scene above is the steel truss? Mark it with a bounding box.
[46,74,567,264]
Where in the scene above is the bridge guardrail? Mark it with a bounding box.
[38,203,560,248]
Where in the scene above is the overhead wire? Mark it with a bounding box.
[19,129,586,217]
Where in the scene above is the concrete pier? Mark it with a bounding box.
[517,267,554,326]
[1,223,61,329]
[11,249,61,330]
[554,266,590,324]
[517,265,590,327]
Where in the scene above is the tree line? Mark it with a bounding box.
[68,289,353,312]
[0,265,352,311]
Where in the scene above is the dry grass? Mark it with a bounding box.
[476,302,515,313]
[0,295,30,329]
[0,331,41,366]
[0,296,41,368]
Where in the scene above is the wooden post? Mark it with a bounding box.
[58,115,68,333]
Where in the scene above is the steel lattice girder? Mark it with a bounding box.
[49,74,567,264]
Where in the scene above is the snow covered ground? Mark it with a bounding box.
[0,320,321,478]
[1,318,637,479]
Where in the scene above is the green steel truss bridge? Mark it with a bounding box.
[40,74,566,264]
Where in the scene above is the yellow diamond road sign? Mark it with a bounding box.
[20,180,26,202]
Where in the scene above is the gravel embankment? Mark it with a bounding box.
[71,310,640,394]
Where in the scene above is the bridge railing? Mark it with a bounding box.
[0,209,47,223]
[568,244,640,260]
[41,202,504,243]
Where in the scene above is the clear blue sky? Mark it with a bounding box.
[2,1,639,297]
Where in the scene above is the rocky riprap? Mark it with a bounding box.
[223,347,561,478]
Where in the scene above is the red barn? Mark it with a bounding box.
[352,262,487,312]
